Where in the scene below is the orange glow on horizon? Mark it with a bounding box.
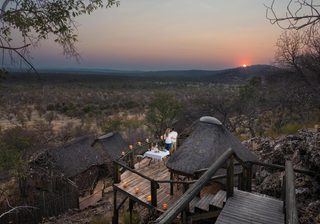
[242,64,247,68]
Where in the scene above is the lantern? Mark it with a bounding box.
[137,141,142,146]
[145,138,149,143]
[135,187,140,194]
[160,135,164,140]
[123,181,128,188]
[121,151,125,156]
[147,195,152,203]
[129,144,133,150]
[162,203,168,210]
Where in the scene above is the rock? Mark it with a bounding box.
[244,128,320,222]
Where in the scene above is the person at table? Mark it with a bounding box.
[169,127,178,154]
[164,128,172,151]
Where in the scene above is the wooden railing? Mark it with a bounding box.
[284,161,298,224]
[153,148,235,224]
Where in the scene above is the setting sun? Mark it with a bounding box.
[242,64,247,68]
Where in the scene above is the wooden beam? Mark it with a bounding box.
[112,189,119,224]
[153,148,234,224]
[251,161,316,176]
[113,161,121,184]
[226,155,234,198]
[151,180,158,207]
[285,161,298,224]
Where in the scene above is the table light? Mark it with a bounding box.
[135,187,140,194]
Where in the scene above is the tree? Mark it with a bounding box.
[266,0,320,30]
[0,0,119,70]
[146,92,182,137]
[275,31,304,74]
[275,29,320,86]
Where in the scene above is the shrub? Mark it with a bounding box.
[121,211,141,224]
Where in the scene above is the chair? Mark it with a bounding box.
[136,154,145,168]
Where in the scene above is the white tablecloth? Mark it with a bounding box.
[144,150,170,160]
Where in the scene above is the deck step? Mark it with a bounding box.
[209,190,226,210]
[188,197,200,213]
[194,193,216,212]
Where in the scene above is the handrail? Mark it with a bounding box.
[113,160,154,182]
[251,161,316,176]
[155,171,242,184]
[153,148,234,224]
[285,161,298,224]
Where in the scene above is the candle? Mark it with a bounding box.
[123,181,128,188]
[146,138,149,143]
[160,135,164,140]
[147,195,152,202]
[162,203,168,210]
[137,141,142,146]
[135,187,140,194]
[129,144,133,150]
[121,151,125,156]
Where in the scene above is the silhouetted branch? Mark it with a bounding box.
[266,0,320,30]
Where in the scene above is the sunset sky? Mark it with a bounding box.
[30,0,283,70]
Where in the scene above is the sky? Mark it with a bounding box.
[29,0,283,71]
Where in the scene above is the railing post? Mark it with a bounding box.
[246,163,252,192]
[226,155,234,198]
[151,180,158,207]
[113,161,121,184]
[170,171,174,195]
[285,160,298,224]
[129,152,135,169]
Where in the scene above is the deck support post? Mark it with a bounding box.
[226,155,234,198]
[129,198,134,224]
[151,180,158,207]
[112,188,119,224]
[170,171,174,196]
[181,210,187,224]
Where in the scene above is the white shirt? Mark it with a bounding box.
[165,134,172,144]
[169,131,178,143]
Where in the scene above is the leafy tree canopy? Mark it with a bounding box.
[146,92,182,137]
[0,0,119,65]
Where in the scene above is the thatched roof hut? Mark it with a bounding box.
[46,135,104,178]
[32,133,127,193]
[91,132,128,162]
[166,116,258,176]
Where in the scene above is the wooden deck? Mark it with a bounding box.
[114,157,183,212]
[216,189,284,224]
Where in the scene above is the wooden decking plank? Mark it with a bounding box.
[216,190,284,224]
[209,190,226,209]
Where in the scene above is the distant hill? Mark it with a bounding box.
[7,64,289,84]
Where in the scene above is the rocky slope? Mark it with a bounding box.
[244,128,320,224]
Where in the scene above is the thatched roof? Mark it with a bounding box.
[33,133,127,179]
[47,135,104,178]
[166,116,258,176]
[91,132,128,161]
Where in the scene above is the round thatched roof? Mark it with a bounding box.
[166,116,258,176]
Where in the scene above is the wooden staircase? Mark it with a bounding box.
[185,190,226,222]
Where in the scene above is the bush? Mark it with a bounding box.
[121,211,141,224]
[280,123,303,135]
[90,215,111,224]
